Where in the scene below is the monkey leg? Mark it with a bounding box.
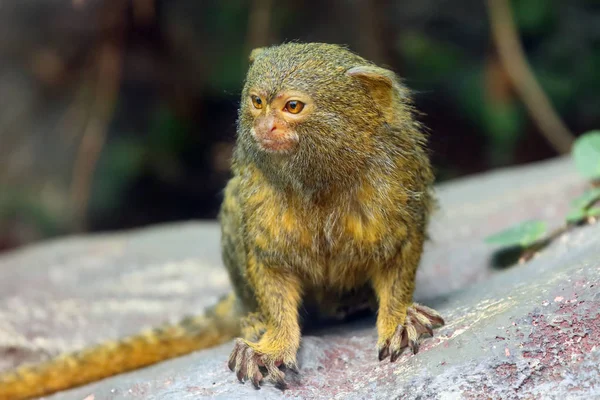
[227,260,302,389]
[371,241,444,362]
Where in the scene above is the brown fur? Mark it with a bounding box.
[0,42,444,399]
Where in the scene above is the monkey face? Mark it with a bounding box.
[236,43,404,189]
[246,90,314,154]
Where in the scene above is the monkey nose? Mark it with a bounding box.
[259,115,282,135]
[268,121,283,135]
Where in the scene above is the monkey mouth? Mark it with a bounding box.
[256,137,296,153]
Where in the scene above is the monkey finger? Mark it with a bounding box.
[228,339,243,372]
[409,309,435,337]
[235,344,250,382]
[264,360,287,390]
[409,339,420,355]
[390,344,405,363]
[286,361,300,375]
[244,352,262,389]
[405,317,420,355]
[389,324,406,362]
[250,369,263,389]
[389,324,404,350]
[378,344,391,361]
[413,303,445,327]
[227,352,237,372]
[410,314,433,339]
[423,322,434,337]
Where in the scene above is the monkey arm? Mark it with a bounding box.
[371,245,418,346]
[228,254,302,388]
[371,235,444,362]
[248,257,302,359]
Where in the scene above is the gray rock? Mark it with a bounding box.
[1,156,599,399]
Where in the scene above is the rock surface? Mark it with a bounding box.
[1,156,599,399]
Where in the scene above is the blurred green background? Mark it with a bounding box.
[0,0,599,253]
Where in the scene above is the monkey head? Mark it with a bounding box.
[235,42,413,191]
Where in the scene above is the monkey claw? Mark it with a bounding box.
[378,303,445,362]
[227,338,296,390]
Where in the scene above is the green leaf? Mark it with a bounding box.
[572,131,600,180]
[570,187,600,210]
[566,188,600,223]
[485,220,548,248]
[588,207,600,218]
[567,206,600,224]
[566,207,587,224]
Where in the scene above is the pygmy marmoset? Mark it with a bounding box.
[0,42,444,399]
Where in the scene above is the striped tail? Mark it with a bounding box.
[0,293,241,400]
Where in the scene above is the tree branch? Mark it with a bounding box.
[487,0,575,154]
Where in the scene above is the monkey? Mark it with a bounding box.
[0,42,444,400]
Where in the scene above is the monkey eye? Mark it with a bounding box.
[284,100,305,114]
[251,95,263,109]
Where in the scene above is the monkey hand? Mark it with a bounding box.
[227,334,299,390]
[377,303,445,362]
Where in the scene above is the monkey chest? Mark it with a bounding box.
[245,200,403,287]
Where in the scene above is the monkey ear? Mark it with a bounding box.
[346,65,397,123]
[248,47,266,64]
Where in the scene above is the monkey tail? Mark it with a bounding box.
[0,292,241,400]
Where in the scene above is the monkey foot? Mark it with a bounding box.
[377,303,445,362]
[227,339,297,390]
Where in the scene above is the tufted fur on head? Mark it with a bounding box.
[234,42,431,199]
